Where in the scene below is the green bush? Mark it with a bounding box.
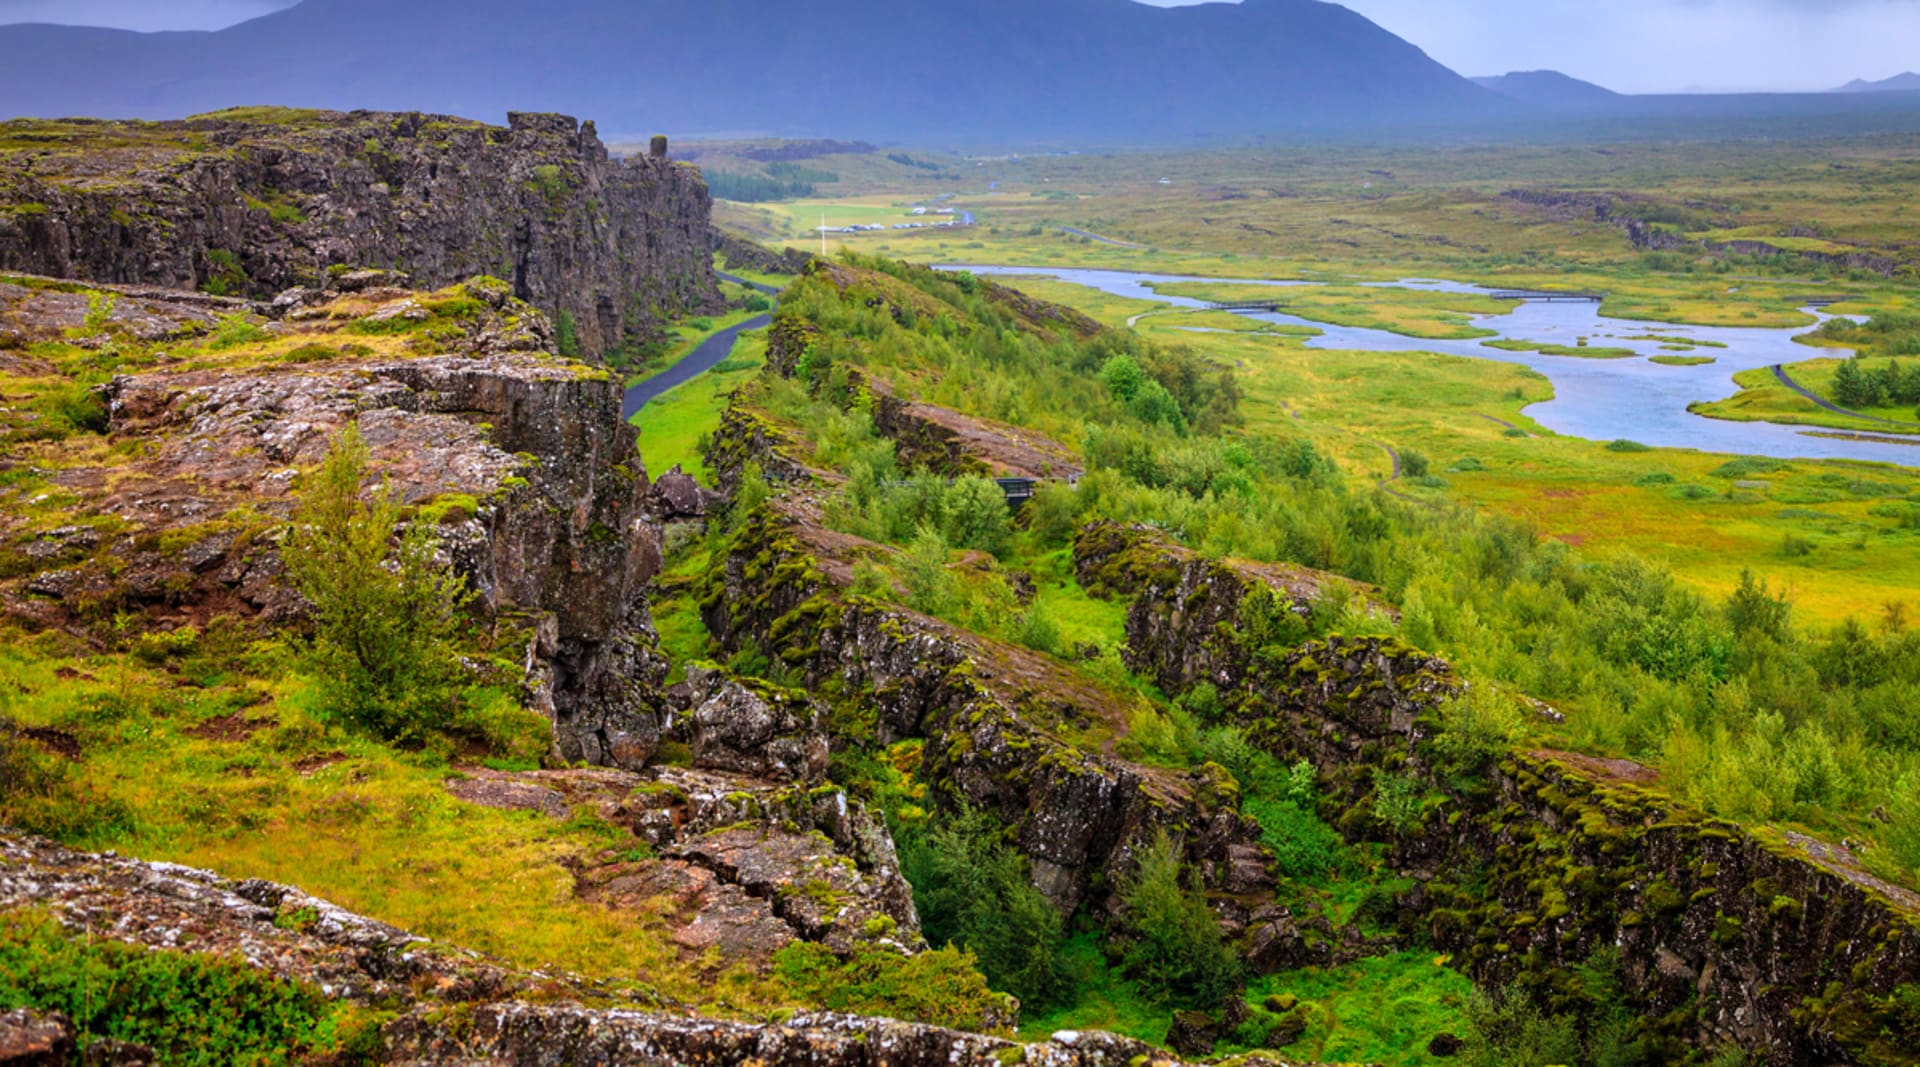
[1116,832,1240,1008]
[772,941,1008,1033]
[1431,685,1528,778]
[898,807,1075,1009]
[282,424,473,741]
[0,910,376,1065]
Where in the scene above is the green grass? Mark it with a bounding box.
[1650,354,1718,366]
[1481,338,1637,359]
[1150,281,1508,341]
[634,331,768,482]
[1234,953,1477,1064]
[1691,358,1920,435]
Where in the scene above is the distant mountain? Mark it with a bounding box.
[1834,72,1920,93]
[0,0,1508,142]
[1472,70,1623,112]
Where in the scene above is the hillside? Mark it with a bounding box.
[1471,70,1623,112]
[1836,72,1920,93]
[0,0,1504,141]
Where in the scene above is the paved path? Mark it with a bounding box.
[1475,412,1531,436]
[1058,227,1144,248]
[716,271,781,295]
[1770,364,1920,428]
[623,314,771,419]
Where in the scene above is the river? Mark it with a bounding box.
[940,265,1915,466]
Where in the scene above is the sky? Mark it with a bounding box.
[1,0,1915,93]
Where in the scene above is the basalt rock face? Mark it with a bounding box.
[0,110,720,354]
[712,226,813,278]
[1118,540,1920,1066]
[695,490,1265,919]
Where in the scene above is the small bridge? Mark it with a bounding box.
[1487,290,1606,303]
[886,475,1067,510]
[1206,299,1288,313]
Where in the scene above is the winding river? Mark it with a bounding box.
[941,265,1915,466]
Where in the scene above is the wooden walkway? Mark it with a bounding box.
[1486,290,1606,303]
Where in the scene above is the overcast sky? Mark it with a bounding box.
[2,0,1914,93]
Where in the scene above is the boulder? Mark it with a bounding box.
[0,1010,74,1067]
[684,666,828,782]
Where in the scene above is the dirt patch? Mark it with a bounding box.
[1542,488,1580,500]
[4,724,82,759]
[184,712,271,742]
[1783,830,1920,912]
[1554,532,1587,547]
[1534,748,1659,787]
[292,751,347,775]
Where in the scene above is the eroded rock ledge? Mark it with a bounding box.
[0,831,1288,1067]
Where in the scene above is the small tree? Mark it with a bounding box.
[942,476,1012,558]
[1833,357,1878,409]
[1117,832,1240,1008]
[283,424,472,740]
[1100,355,1146,403]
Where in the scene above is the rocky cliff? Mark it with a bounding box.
[0,109,720,355]
[1100,524,1920,1066]
[0,270,665,768]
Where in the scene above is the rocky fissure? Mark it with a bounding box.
[1115,539,1920,1065]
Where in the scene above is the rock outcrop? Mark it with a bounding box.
[0,274,666,769]
[0,110,720,354]
[0,830,1225,1067]
[1114,539,1920,1066]
[695,468,1266,917]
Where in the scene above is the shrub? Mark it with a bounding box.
[1018,603,1064,657]
[1432,685,1528,777]
[1399,449,1430,478]
[282,424,473,741]
[943,476,1013,558]
[1605,439,1652,453]
[0,910,374,1065]
[553,310,581,359]
[1371,770,1424,834]
[899,807,1075,1009]
[1116,832,1240,1008]
[898,525,960,617]
[772,942,1008,1033]
[1101,354,1146,402]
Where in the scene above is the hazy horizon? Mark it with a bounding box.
[1,0,1916,96]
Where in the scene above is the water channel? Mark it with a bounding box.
[941,265,1915,466]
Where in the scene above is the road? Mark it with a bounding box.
[1057,227,1143,248]
[623,313,772,419]
[1770,364,1920,427]
[717,271,781,294]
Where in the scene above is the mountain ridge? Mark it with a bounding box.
[1835,71,1920,93]
[0,0,1507,141]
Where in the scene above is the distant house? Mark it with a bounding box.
[911,207,927,215]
